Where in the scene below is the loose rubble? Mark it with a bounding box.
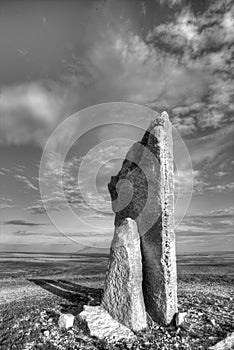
[0,273,233,349]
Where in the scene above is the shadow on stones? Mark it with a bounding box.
[28,278,103,313]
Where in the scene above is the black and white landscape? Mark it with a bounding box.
[0,251,234,349]
[0,1,234,349]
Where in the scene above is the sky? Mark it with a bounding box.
[0,0,233,254]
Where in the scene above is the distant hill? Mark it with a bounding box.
[0,244,110,255]
[76,246,110,255]
[0,243,82,254]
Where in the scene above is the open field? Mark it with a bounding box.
[0,252,234,350]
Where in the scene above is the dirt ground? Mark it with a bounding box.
[0,254,233,350]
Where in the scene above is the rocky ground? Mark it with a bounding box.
[0,272,233,350]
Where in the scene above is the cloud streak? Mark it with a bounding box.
[3,220,47,226]
[15,174,38,191]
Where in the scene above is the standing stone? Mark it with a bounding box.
[101,218,147,331]
[108,111,177,325]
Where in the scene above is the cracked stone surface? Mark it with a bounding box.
[78,305,136,343]
[108,111,177,325]
[101,217,147,331]
[209,332,234,350]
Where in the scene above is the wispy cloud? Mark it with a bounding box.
[209,207,234,218]
[177,208,234,239]
[0,82,75,147]
[0,203,15,209]
[13,230,111,237]
[17,48,29,57]
[0,168,11,175]
[4,220,47,226]
[14,174,38,191]
[13,165,26,173]
[25,205,49,215]
[0,197,15,209]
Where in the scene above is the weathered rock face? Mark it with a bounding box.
[108,111,177,325]
[209,332,234,350]
[79,305,136,343]
[101,218,147,331]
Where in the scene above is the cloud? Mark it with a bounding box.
[174,169,198,195]
[13,165,26,173]
[0,197,15,209]
[214,171,227,178]
[4,220,47,226]
[26,204,56,215]
[147,0,234,135]
[13,229,112,237]
[203,182,234,193]
[195,176,234,194]
[14,174,38,191]
[0,0,232,153]
[0,168,11,174]
[17,48,29,57]
[177,208,234,239]
[175,130,234,195]
[186,207,234,220]
[139,1,146,15]
[27,141,129,217]
[0,81,75,147]
[183,124,234,171]
[159,0,183,7]
[14,230,34,236]
[1,1,228,148]
[0,204,15,209]
[36,140,133,216]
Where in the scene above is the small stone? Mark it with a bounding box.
[58,313,75,329]
[43,330,49,337]
[175,312,187,326]
[209,336,217,341]
[79,305,136,343]
[210,318,216,326]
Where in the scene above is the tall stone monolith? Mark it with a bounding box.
[107,111,177,325]
[101,218,147,331]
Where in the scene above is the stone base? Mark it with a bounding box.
[79,305,136,343]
